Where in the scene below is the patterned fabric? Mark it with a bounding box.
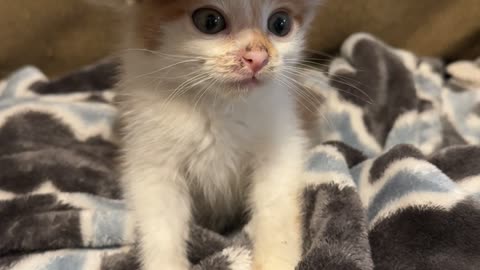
[1,33,480,270]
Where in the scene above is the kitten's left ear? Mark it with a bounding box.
[301,0,324,25]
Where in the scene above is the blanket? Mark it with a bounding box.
[1,33,480,270]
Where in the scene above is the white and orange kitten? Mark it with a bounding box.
[113,0,321,269]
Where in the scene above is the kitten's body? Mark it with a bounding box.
[119,71,305,269]
[115,1,321,269]
[120,76,303,229]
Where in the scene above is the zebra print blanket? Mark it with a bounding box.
[1,33,480,270]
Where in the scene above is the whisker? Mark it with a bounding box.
[120,59,203,86]
[275,74,320,114]
[288,64,371,95]
[161,72,211,109]
[276,76,335,131]
[276,74,335,130]
[116,48,211,60]
[285,57,369,74]
[283,60,332,70]
[193,78,217,113]
[303,49,338,60]
[282,66,374,105]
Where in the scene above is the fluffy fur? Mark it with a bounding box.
[116,1,321,269]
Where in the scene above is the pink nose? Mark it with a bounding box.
[242,50,269,74]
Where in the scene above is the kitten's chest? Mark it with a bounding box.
[184,87,291,191]
[185,111,256,185]
[184,112,258,229]
[185,94,271,179]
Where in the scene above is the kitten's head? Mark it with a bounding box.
[127,0,321,98]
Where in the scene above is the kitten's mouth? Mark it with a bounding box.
[231,77,262,89]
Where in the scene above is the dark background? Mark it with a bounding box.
[1,0,479,77]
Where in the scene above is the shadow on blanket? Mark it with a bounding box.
[1,33,480,270]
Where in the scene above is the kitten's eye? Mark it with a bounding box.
[268,11,292,37]
[192,8,226,35]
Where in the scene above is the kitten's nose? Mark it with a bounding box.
[242,50,269,74]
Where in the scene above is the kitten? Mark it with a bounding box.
[115,0,321,269]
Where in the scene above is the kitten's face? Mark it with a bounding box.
[132,0,319,98]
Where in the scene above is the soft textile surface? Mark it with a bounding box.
[1,33,480,270]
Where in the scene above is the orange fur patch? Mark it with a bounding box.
[134,0,194,49]
[248,30,278,58]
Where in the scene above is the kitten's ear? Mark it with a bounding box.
[301,0,324,29]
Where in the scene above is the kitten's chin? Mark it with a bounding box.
[224,76,271,93]
[209,76,273,100]
[231,77,263,89]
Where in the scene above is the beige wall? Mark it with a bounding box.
[1,0,479,77]
[0,1,120,77]
[309,0,480,60]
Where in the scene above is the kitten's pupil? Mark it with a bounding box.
[268,11,292,37]
[206,15,218,30]
[274,19,287,33]
[192,8,226,35]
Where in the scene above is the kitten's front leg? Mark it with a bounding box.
[123,165,191,270]
[250,139,305,270]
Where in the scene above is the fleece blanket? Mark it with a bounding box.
[1,33,480,270]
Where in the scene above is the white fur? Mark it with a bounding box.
[118,1,321,269]
[0,190,15,201]
[222,247,252,270]
[458,175,480,194]
[80,210,95,246]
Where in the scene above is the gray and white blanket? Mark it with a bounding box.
[1,33,480,270]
